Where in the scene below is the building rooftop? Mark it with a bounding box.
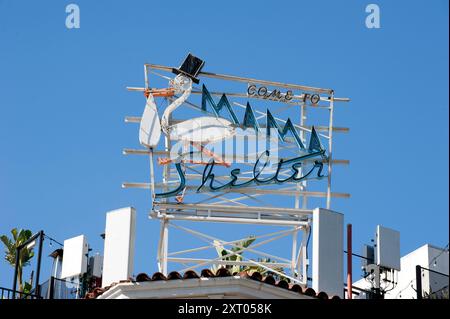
[86,268,341,299]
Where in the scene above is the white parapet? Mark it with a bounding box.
[312,208,344,297]
[61,235,88,279]
[102,207,136,287]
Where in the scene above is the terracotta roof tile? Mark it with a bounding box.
[151,272,166,281]
[136,273,151,282]
[290,284,303,293]
[262,275,276,286]
[303,287,317,297]
[276,280,289,290]
[200,269,215,278]
[167,271,183,280]
[250,271,263,282]
[85,268,341,300]
[183,270,199,279]
[216,267,231,277]
[316,291,329,300]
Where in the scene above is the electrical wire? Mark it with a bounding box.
[428,243,449,267]
[44,234,63,247]
[394,278,415,299]
[383,269,397,293]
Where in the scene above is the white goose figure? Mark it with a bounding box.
[139,74,235,161]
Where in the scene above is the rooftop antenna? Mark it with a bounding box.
[362,225,400,298]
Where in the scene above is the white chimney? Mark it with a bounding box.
[312,208,344,297]
[102,207,136,287]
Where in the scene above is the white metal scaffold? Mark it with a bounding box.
[122,60,350,285]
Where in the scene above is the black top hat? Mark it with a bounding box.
[171,53,205,84]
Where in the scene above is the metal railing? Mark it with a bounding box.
[49,277,81,299]
[1,276,82,300]
[416,265,449,299]
[0,286,41,300]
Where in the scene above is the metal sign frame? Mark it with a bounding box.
[123,62,350,284]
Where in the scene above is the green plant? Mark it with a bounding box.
[211,236,287,281]
[212,236,256,274]
[0,228,35,293]
[242,257,287,282]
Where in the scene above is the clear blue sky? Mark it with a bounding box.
[0,0,448,289]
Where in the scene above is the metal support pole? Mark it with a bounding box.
[48,276,55,299]
[296,103,306,209]
[157,219,165,272]
[162,219,169,275]
[162,100,173,204]
[144,64,149,89]
[296,226,310,284]
[34,231,44,298]
[366,264,382,299]
[12,247,20,299]
[326,92,335,209]
[347,224,352,299]
[416,265,422,300]
[291,227,298,277]
[149,148,156,201]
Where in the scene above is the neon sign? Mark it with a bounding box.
[154,85,327,199]
[155,151,325,198]
[247,85,321,105]
[247,85,294,102]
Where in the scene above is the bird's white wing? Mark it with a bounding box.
[139,94,161,148]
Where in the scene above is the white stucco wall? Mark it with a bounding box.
[354,244,449,299]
